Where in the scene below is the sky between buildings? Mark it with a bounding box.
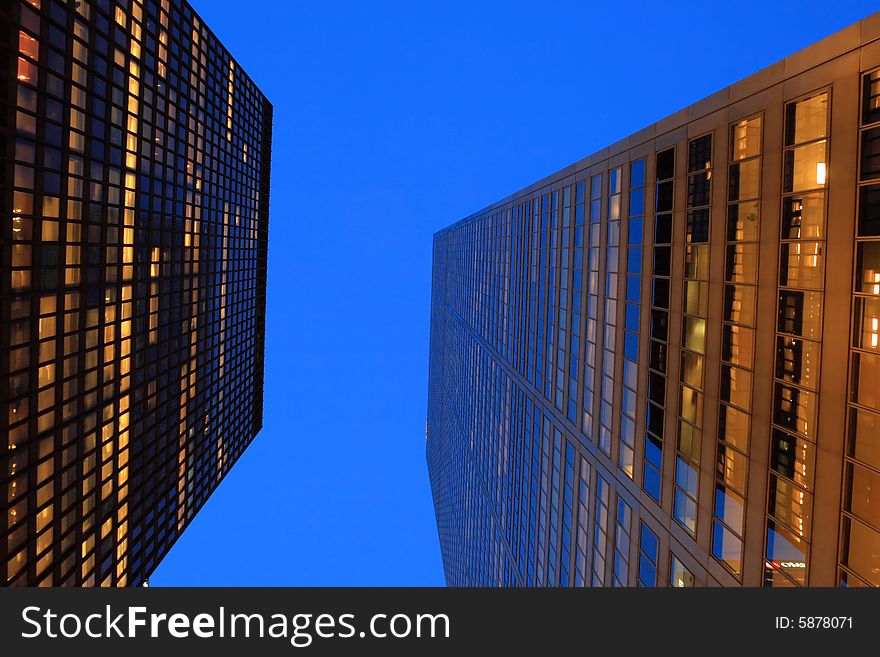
[150,0,879,585]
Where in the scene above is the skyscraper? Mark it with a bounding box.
[2,0,271,586]
[427,12,880,587]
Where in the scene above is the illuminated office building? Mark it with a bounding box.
[1,0,271,585]
[427,12,880,586]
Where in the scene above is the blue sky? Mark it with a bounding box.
[150,1,878,585]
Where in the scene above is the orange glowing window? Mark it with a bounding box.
[18,31,38,60]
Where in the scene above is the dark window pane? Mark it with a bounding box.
[649,340,667,374]
[655,181,674,213]
[648,370,666,405]
[687,208,710,243]
[689,134,712,172]
[647,401,665,437]
[687,172,711,208]
[858,184,880,236]
[656,148,675,181]
[863,70,880,126]
[653,247,671,277]
[652,277,669,308]
[650,309,668,341]
[654,213,672,244]
[727,202,760,241]
[860,127,880,180]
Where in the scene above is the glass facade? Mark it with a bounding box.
[427,16,880,587]
[2,0,271,586]
[839,68,880,587]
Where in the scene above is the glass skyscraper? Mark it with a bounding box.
[427,12,880,587]
[2,0,271,585]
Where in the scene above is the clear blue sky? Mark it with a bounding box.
[150,1,878,585]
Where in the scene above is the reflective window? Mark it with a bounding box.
[721,323,754,366]
[765,520,808,585]
[858,184,880,236]
[848,407,880,471]
[670,555,695,587]
[863,69,880,125]
[638,523,659,587]
[779,241,824,289]
[861,127,880,180]
[771,428,816,489]
[840,516,880,587]
[785,93,828,145]
[780,193,822,241]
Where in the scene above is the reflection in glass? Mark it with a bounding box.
[771,428,815,489]
[769,474,812,540]
[780,241,824,289]
[856,241,880,294]
[718,403,750,451]
[851,352,880,410]
[840,516,880,586]
[778,289,823,339]
[766,520,808,585]
[848,407,880,471]
[774,382,818,439]
[785,93,827,146]
[782,194,825,240]
[845,462,880,529]
[858,184,880,236]
[727,201,760,241]
[852,296,880,352]
[670,555,695,587]
[783,142,827,193]
[731,116,762,161]
[721,323,754,366]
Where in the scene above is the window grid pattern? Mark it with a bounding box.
[764,91,829,587]
[573,455,591,586]
[583,176,601,439]
[612,496,631,586]
[3,0,270,586]
[712,116,763,577]
[644,148,674,502]
[566,183,586,425]
[638,521,658,586]
[591,474,610,586]
[620,160,645,477]
[838,69,880,587]
[673,134,713,536]
[598,169,621,456]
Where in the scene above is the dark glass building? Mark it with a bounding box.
[1,0,271,586]
[427,12,880,587]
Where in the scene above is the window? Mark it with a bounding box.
[863,69,880,125]
[848,407,880,471]
[765,520,808,586]
[860,127,880,180]
[856,241,880,294]
[771,428,815,489]
[783,142,827,193]
[670,555,694,587]
[612,499,632,586]
[858,184,880,236]
[638,523,659,587]
[785,93,827,145]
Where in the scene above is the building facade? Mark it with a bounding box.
[427,12,880,587]
[1,0,271,586]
